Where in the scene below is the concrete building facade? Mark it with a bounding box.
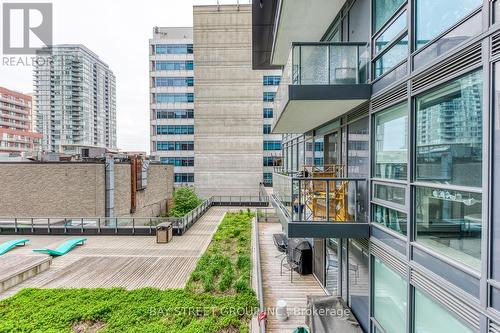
[34,45,117,154]
[0,87,42,154]
[150,6,282,196]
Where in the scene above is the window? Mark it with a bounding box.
[416,71,483,187]
[156,141,194,151]
[416,0,481,49]
[373,183,405,206]
[374,103,408,180]
[263,124,271,134]
[415,187,482,270]
[263,156,279,166]
[374,35,408,79]
[175,173,194,183]
[373,204,407,235]
[375,10,407,54]
[373,257,407,333]
[160,157,194,167]
[263,75,281,86]
[156,125,194,135]
[373,0,405,33]
[156,109,194,119]
[314,157,324,166]
[314,141,324,152]
[264,140,281,150]
[263,173,273,185]
[154,77,193,87]
[493,63,500,281]
[263,108,273,118]
[263,92,276,102]
[154,61,193,71]
[155,44,193,54]
[155,93,194,103]
[414,289,473,333]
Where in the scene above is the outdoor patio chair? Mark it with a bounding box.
[280,247,303,282]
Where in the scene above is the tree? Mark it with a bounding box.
[169,187,202,217]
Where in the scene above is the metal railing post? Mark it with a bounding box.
[81,218,84,234]
[98,218,101,234]
[64,218,68,234]
[132,218,135,235]
[354,180,358,222]
[326,180,330,222]
[14,218,18,233]
[31,218,34,234]
[47,218,50,234]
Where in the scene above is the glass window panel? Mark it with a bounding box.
[413,12,482,70]
[373,257,407,333]
[375,10,407,54]
[416,0,481,49]
[414,289,473,333]
[374,35,408,79]
[415,186,482,270]
[373,0,405,33]
[374,103,408,180]
[330,45,358,84]
[348,239,369,333]
[373,204,407,235]
[493,63,500,281]
[374,183,406,206]
[300,45,328,84]
[416,71,482,187]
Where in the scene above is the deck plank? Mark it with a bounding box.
[0,207,233,299]
[259,222,326,333]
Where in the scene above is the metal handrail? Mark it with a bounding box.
[0,195,269,235]
[253,217,266,333]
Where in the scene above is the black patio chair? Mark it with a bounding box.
[281,247,303,282]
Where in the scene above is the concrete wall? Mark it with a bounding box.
[193,5,265,198]
[0,163,106,217]
[0,162,174,218]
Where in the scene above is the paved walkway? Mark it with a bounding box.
[259,222,326,332]
[0,207,229,299]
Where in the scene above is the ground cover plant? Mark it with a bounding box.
[0,211,257,333]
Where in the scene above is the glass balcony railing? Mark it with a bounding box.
[273,42,370,132]
[290,42,369,85]
[272,170,368,224]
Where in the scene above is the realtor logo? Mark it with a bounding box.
[2,3,52,54]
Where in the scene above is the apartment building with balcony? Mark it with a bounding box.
[150,5,282,193]
[253,0,500,332]
[34,45,117,154]
[0,87,42,154]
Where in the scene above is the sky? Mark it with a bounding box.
[0,0,247,153]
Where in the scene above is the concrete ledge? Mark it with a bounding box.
[0,256,52,292]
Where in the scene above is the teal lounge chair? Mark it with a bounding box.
[0,239,29,255]
[33,238,87,256]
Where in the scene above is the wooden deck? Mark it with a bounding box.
[259,222,326,333]
[0,207,230,299]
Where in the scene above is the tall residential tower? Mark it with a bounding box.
[34,45,116,154]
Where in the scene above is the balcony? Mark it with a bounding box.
[273,42,371,134]
[271,165,369,238]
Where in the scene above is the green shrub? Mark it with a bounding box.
[169,187,202,217]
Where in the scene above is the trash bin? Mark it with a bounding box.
[156,222,173,243]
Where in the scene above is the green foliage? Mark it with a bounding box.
[0,212,257,333]
[169,187,202,218]
[186,212,255,296]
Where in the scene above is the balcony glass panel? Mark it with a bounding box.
[415,186,482,271]
[292,43,369,85]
